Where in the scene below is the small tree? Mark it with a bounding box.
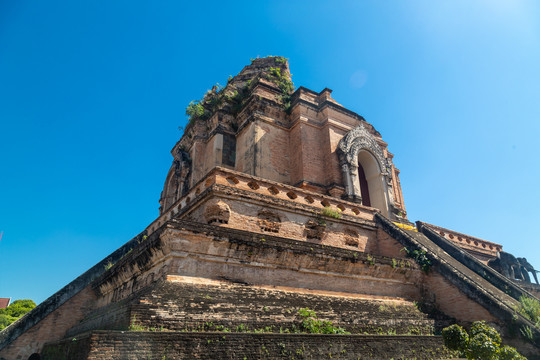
[0,299,36,330]
[442,321,526,360]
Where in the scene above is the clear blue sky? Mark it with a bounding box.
[1,1,539,304]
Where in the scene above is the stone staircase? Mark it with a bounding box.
[43,279,459,359]
[127,280,452,336]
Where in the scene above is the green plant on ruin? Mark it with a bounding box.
[321,206,342,220]
[185,84,224,123]
[511,295,540,344]
[442,321,526,360]
[186,57,296,125]
[520,325,534,343]
[263,63,295,113]
[223,82,251,116]
[185,78,253,124]
[296,307,349,334]
[401,246,432,273]
[183,56,294,122]
[515,295,540,328]
[128,316,148,331]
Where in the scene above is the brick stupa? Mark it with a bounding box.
[1,57,539,360]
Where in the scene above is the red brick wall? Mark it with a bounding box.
[375,228,497,324]
[42,331,457,360]
[0,286,97,360]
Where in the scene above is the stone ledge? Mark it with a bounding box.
[417,221,536,303]
[149,166,379,234]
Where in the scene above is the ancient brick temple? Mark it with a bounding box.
[1,57,539,359]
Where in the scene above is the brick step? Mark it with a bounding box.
[42,330,458,360]
[130,280,452,335]
[69,280,454,337]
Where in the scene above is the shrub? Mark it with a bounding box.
[470,321,501,346]
[0,299,36,330]
[442,324,469,352]
[442,321,525,360]
[466,333,499,360]
[498,345,527,360]
[186,100,204,118]
[296,307,349,334]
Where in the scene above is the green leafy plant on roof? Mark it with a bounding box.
[185,84,224,123]
[321,206,342,220]
[263,64,295,113]
[185,57,295,125]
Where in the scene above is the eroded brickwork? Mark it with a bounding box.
[0,287,96,360]
[42,331,457,360]
[128,279,449,335]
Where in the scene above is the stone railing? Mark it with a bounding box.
[421,222,501,258]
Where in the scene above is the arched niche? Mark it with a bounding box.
[161,167,180,211]
[159,149,192,214]
[357,150,389,216]
[337,123,394,218]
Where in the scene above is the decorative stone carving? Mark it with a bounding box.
[337,123,393,211]
[488,251,519,279]
[337,123,387,174]
[488,252,539,284]
[173,149,192,197]
[257,210,281,233]
[518,257,539,285]
[203,199,231,225]
[160,149,192,213]
[305,220,326,240]
[343,229,359,247]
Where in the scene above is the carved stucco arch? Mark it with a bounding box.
[338,123,387,174]
[337,123,395,215]
[159,149,192,214]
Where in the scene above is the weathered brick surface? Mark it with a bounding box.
[164,59,408,218]
[0,287,97,360]
[127,279,450,335]
[376,214,540,355]
[187,193,378,251]
[42,331,457,360]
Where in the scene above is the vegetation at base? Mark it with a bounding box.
[401,246,432,273]
[127,308,349,335]
[321,206,342,220]
[442,321,526,360]
[0,299,36,330]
